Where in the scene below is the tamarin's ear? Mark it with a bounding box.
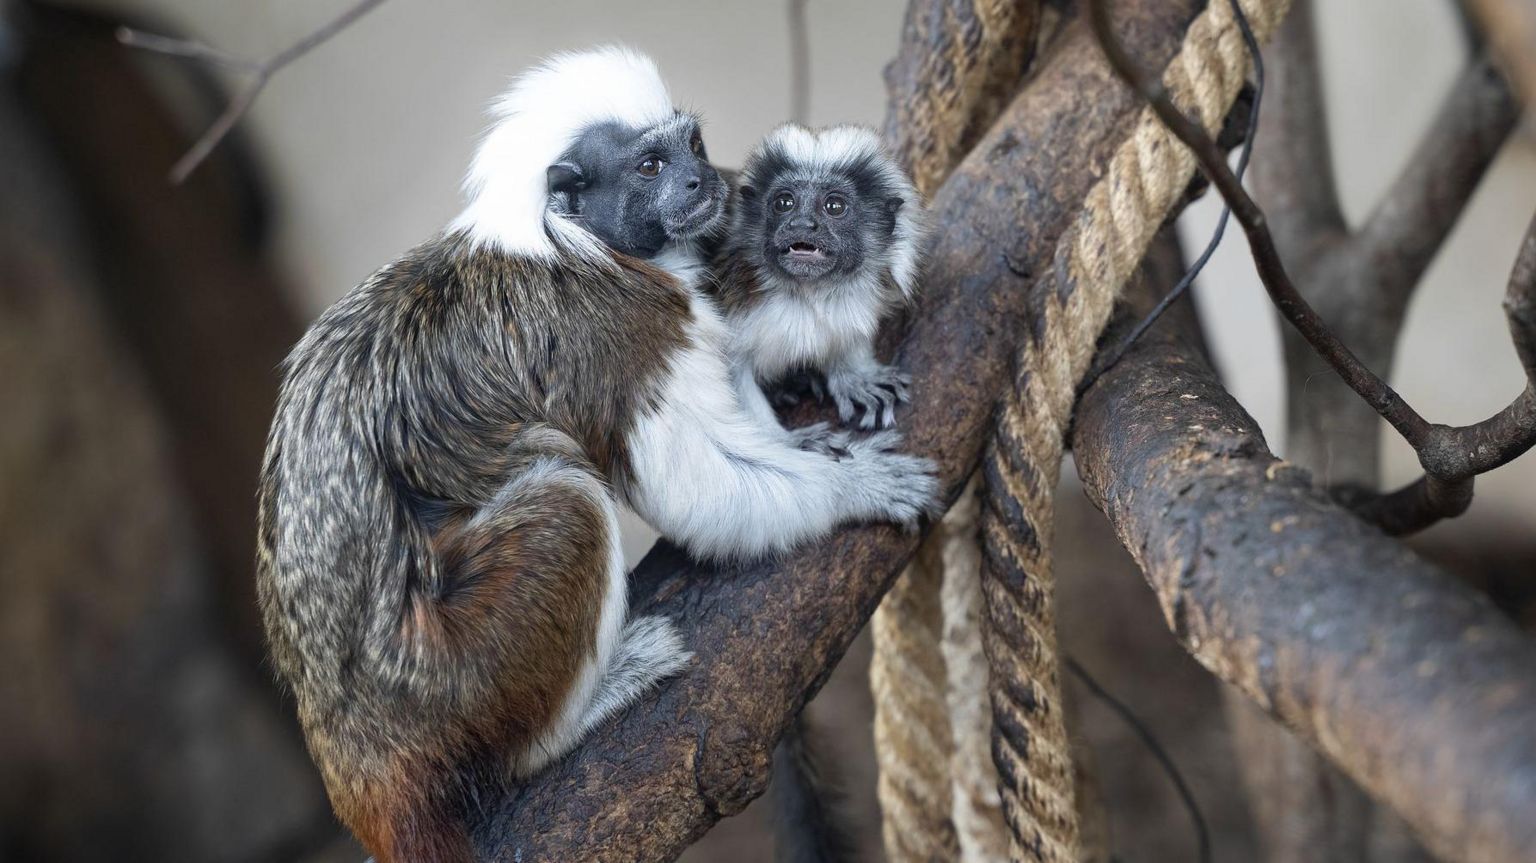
[738,184,758,201]
[884,196,905,234]
[548,162,587,194]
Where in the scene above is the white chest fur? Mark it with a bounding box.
[731,286,884,381]
[653,245,708,293]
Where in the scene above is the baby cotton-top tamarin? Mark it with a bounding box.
[713,124,927,437]
[256,48,937,863]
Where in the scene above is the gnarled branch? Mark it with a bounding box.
[1072,266,1536,863]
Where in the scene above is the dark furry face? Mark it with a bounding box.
[739,163,904,285]
[548,114,727,258]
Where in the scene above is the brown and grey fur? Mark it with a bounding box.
[257,48,937,863]
[257,234,689,861]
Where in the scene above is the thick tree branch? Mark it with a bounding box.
[1250,0,1344,254]
[465,4,1212,859]
[1368,214,1536,531]
[1072,277,1536,863]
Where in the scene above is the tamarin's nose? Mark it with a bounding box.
[789,215,817,231]
[686,177,701,190]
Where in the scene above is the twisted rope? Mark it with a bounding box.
[938,476,1011,862]
[872,552,962,861]
[873,3,1039,860]
[979,1,1290,859]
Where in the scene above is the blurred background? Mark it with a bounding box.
[1,0,1531,860]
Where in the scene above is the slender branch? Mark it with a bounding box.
[1237,0,1518,543]
[1349,213,1536,532]
[116,0,388,183]
[1090,0,1534,540]
[1072,258,1536,863]
[1086,0,1435,446]
[1251,0,1345,254]
[787,0,810,125]
[112,28,258,72]
[1354,53,1518,296]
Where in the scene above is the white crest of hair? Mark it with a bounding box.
[452,45,677,261]
[749,123,928,299]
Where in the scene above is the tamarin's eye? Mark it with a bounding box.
[690,132,704,155]
[822,194,849,218]
[637,156,665,177]
[772,192,796,214]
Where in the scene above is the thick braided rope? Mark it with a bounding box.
[872,2,1038,860]
[980,1,1290,860]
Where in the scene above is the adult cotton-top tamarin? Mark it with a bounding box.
[256,47,937,863]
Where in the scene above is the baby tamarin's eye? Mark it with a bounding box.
[690,131,704,155]
[822,194,848,218]
[773,192,796,214]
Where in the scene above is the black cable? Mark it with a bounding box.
[1066,657,1212,863]
[1080,0,1266,395]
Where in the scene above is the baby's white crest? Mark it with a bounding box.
[453,45,677,261]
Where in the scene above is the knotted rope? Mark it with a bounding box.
[979,1,1290,860]
[873,2,1038,860]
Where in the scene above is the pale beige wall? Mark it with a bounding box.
[1188,0,1536,533]
[100,0,1535,549]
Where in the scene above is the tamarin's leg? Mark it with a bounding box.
[332,440,686,860]
[573,615,691,740]
[825,344,911,431]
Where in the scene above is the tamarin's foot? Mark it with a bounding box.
[828,364,911,430]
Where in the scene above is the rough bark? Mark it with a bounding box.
[1235,4,1519,857]
[1071,263,1536,863]
[470,4,1211,860]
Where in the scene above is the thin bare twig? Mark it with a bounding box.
[1080,0,1263,392]
[787,0,811,125]
[117,0,388,183]
[1087,0,1536,534]
[1086,0,1434,447]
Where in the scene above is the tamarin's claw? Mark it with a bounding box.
[829,364,912,431]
